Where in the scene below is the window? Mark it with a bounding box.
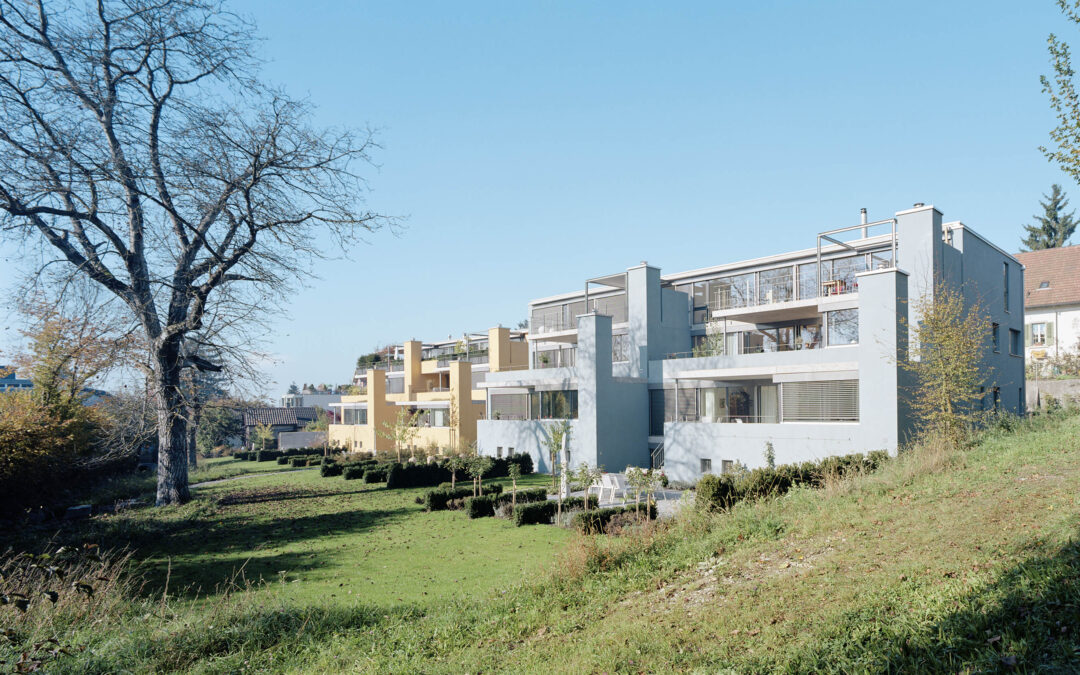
[508,447,515,454]
[744,328,778,353]
[797,262,818,300]
[693,282,709,324]
[342,407,368,425]
[1009,329,1021,356]
[532,390,579,419]
[1003,263,1010,312]
[700,458,712,474]
[1031,322,1047,347]
[781,380,860,422]
[491,393,528,421]
[496,447,503,458]
[991,323,1000,353]
[757,266,794,305]
[612,334,630,362]
[711,273,756,310]
[870,248,894,269]
[1038,281,1050,290]
[827,309,859,346]
[649,389,669,435]
[721,460,734,474]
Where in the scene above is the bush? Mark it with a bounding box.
[424,484,504,511]
[465,495,497,518]
[276,456,290,465]
[572,503,658,534]
[255,450,282,462]
[512,500,556,526]
[361,464,390,483]
[343,465,366,480]
[320,461,343,477]
[695,450,891,512]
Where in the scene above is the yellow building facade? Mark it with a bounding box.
[328,327,527,454]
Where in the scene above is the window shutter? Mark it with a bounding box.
[1024,324,1031,347]
[1047,322,1055,345]
[780,380,859,422]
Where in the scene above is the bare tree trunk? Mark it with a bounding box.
[154,346,191,506]
[186,402,201,468]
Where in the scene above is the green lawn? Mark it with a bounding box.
[6,414,1080,673]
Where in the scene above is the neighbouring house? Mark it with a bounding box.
[477,203,1025,482]
[243,406,321,448]
[0,367,33,392]
[327,327,528,454]
[0,366,109,404]
[280,391,342,420]
[1014,245,1080,368]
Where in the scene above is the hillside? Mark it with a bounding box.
[5,413,1079,673]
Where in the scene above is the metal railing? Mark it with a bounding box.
[650,443,664,470]
[671,415,780,424]
[535,349,576,369]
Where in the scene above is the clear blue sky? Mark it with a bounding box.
[1,1,1076,396]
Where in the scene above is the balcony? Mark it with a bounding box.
[535,348,576,369]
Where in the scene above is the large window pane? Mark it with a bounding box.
[744,328,778,353]
[727,386,753,421]
[697,386,728,422]
[757,267,793,305]
[539,390,578,419]
[711,273,756,310]
[797,320,823,349]
[693,282,709,324]
[827,309,859,346]
[798,262,818,300]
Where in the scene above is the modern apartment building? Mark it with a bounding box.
[1014,245,1080,369]
[477,204,1026,482]
[328,327,528,453]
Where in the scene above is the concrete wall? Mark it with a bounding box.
[663,422,868,483]
[476,419,581,474]
[1027,377,1080,409]
[278,431,327,450]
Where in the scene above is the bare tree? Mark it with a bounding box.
[0,1,387,505]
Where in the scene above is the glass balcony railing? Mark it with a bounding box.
[534,349,576,369]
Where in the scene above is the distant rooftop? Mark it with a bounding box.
[1014,245,1080,309]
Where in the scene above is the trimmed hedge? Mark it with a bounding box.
[572,503,658,533]
[255,450,281,462]
[696,450,891,512]
[424,484,504,512]
[343,465,366,480]
[361,464,390,483]
[320,461,343,477]
[465,495,497,518]
[511,495,598,526]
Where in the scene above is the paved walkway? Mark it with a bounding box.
[191,466,316,488]
[556,488,690,519]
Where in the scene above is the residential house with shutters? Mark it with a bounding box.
[476,204,1025,483]
[1014,245,1080,370]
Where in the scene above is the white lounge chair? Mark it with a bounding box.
[605,473,629,505]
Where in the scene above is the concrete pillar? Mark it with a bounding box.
[856,268,910,450]
[894,204,943,332]
[403,340,423,398]
[449,361,475,449]
[489,326,511,372]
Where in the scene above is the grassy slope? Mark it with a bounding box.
[312,413,1080,673]
[19,415,1080,673]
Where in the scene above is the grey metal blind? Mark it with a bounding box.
[781,380,859,422]
[491,393,528,421]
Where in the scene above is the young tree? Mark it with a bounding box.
[252,422,274,452]
[0,1,388,506]
[902,282,991,449]
[573,462,602,514]
[1020,185,1078,250]
[465,455,493,497]
[542,420,571,491]
[304,407,330,432]
[378,408,421,463]
[446,454,466,490]
[508,462,522,510]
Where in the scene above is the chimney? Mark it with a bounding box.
[913,202,925,208]
[859,208,868,225]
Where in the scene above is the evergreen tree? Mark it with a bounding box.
[287,382,300,395]
[1021,184,1077,250]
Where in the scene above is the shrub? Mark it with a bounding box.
[255,449,281,462]
[288,456,307,467]
[424,484,504,511]
[276,456,290,465]
[320,462,343,477]
[465,495,497,518]
[696,473,739,511]
[572,503,658,534]
[513,500,557,526]
[361,464,390,483]
[343,465,366,480]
